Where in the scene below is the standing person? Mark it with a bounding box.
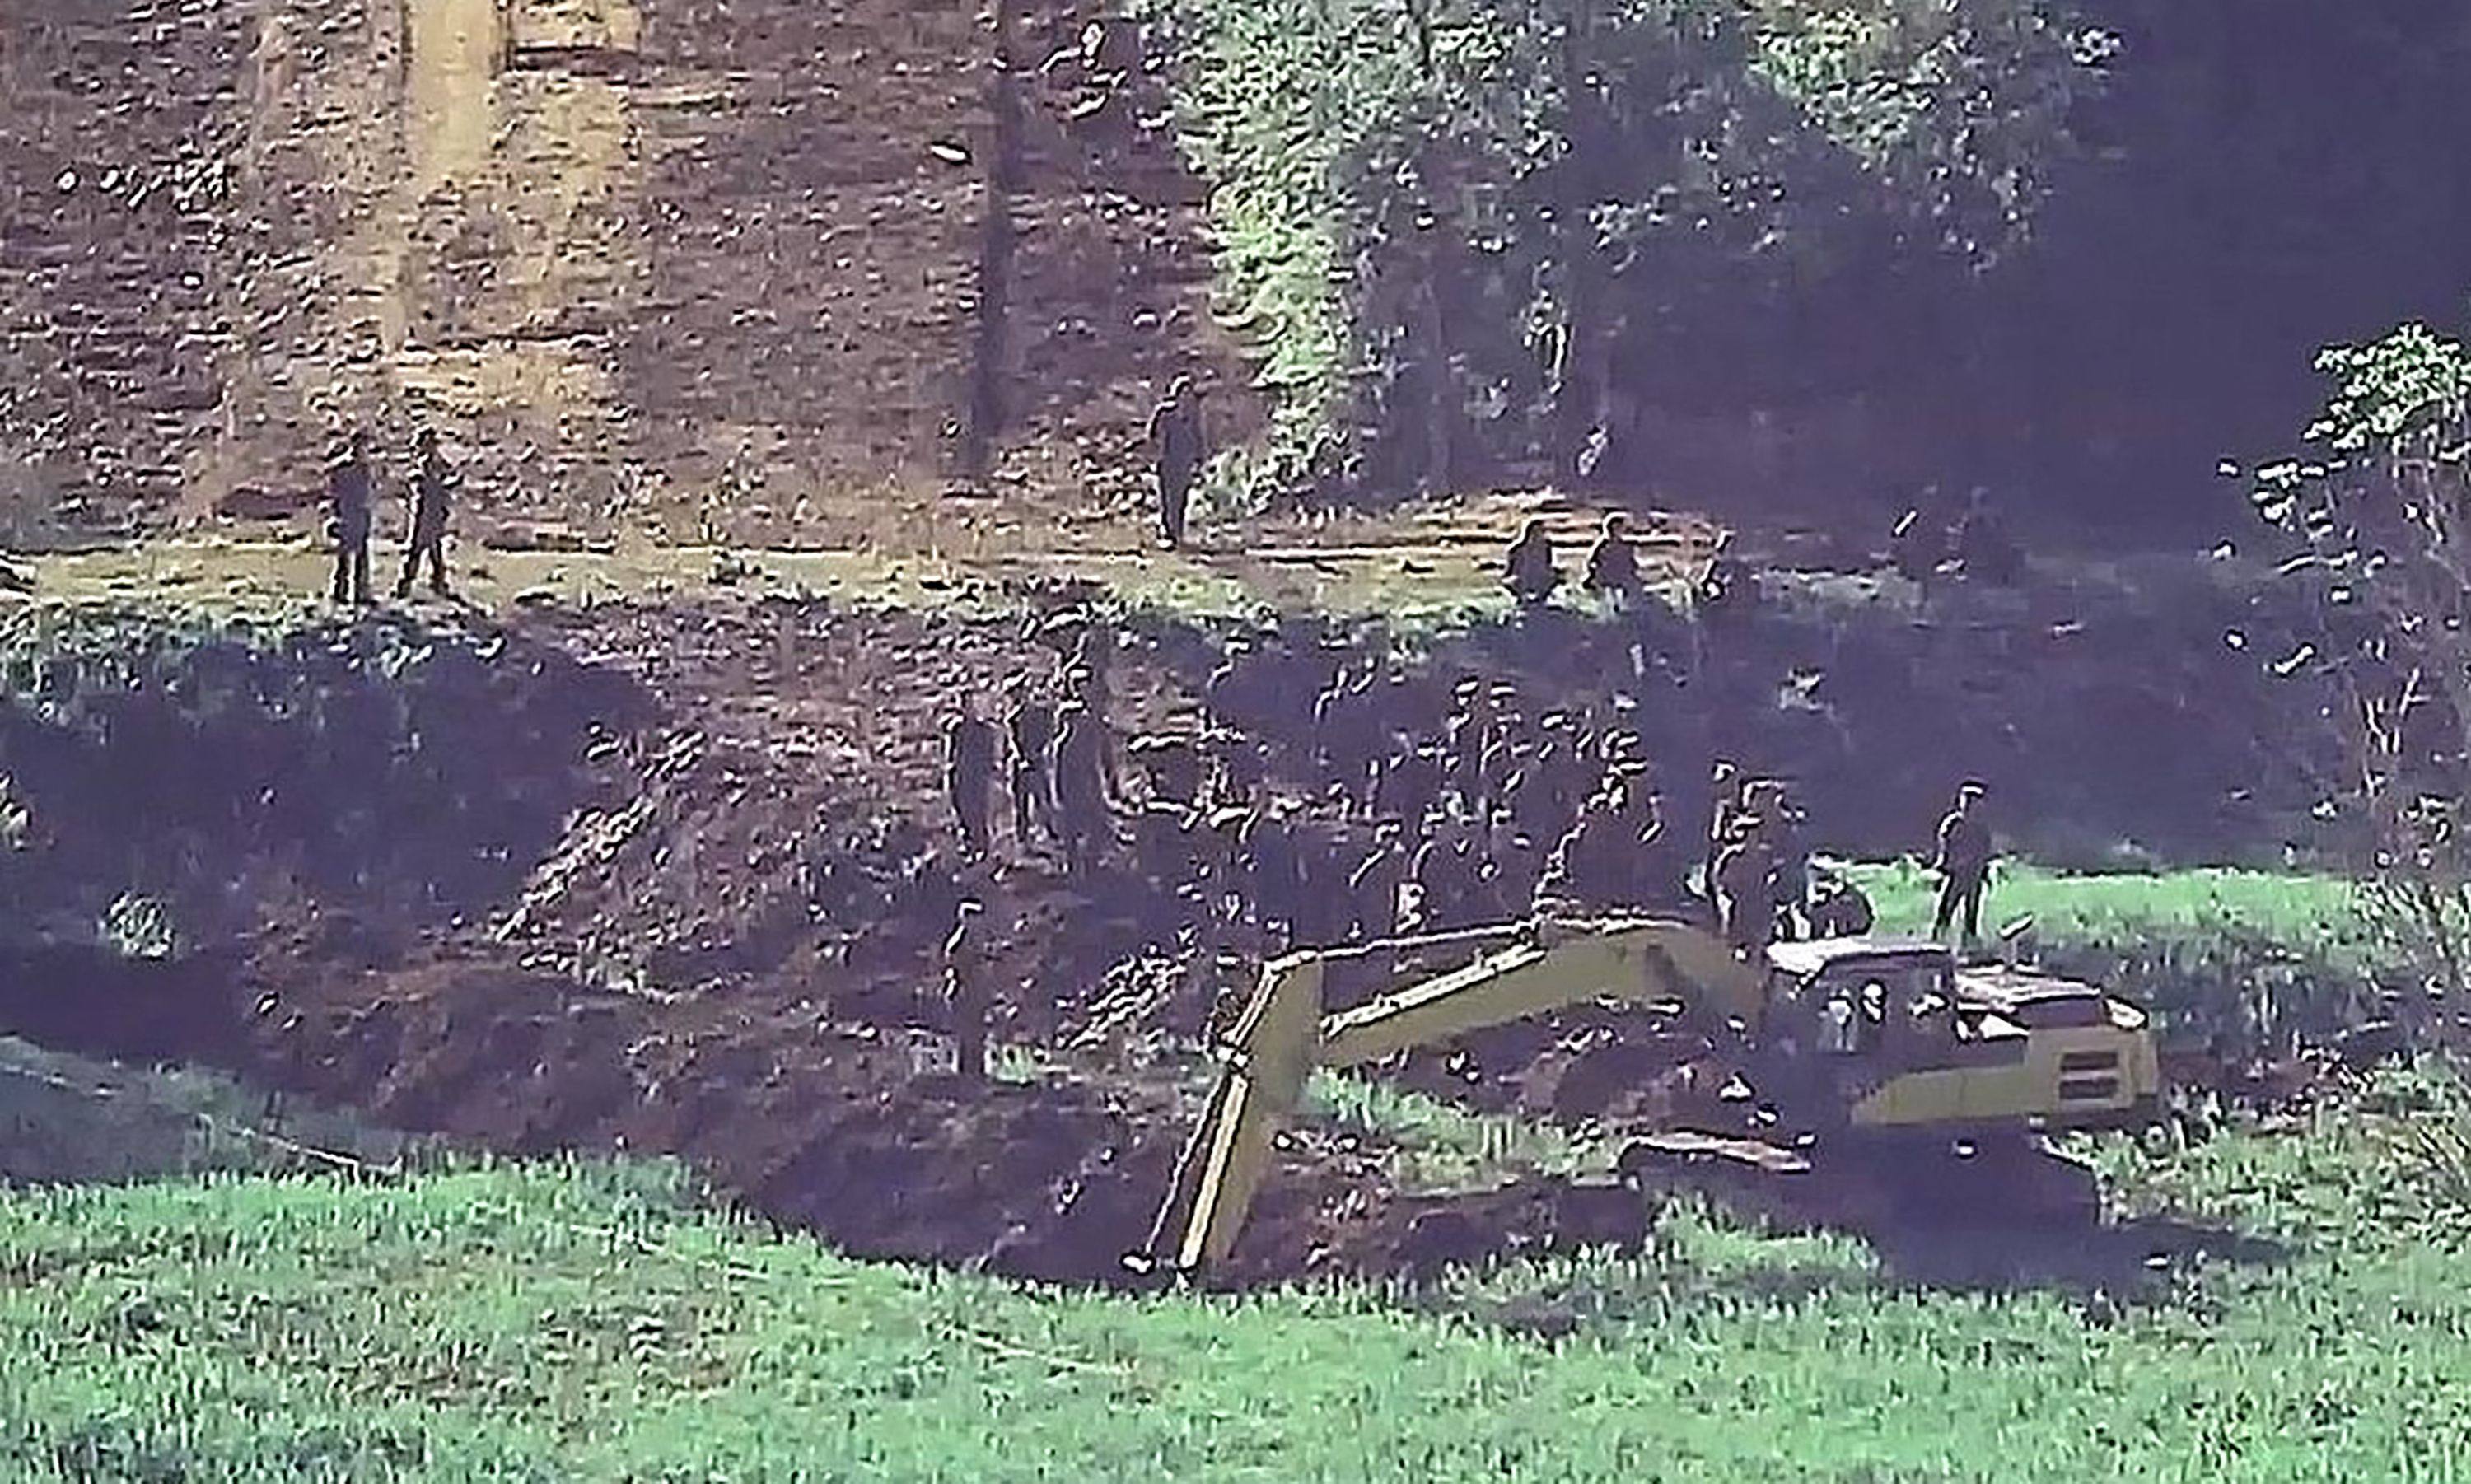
[1713,815,1776,956]
[1768,793,1814,941]
[1052,700,1119,870]
[1147,374,1204,548]
[1067,625,1113,715]
[326,429,375,606]
[394,426,453,599]
[1700,759,1745,912]
[946,707,999,859]
[1241,796,1303,946]
[1407,807,1483,932]
[1005,683,1058,850]
[1931,781,1995,946]
[942,899,991,1079]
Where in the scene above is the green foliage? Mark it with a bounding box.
[1156,0,2101,502]
[1304,1069,1604,1187]
[2247,310,2471,1001]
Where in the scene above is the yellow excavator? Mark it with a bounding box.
[1133,915,2163,1279]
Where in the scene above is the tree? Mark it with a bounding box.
[2249,314,2471,1016]
[1163,0,2107,506]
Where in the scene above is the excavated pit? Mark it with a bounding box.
[0,574,2326,1286]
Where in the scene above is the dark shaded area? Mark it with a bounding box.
[1869,1214,2288,1301]
[1639,0,2471,544]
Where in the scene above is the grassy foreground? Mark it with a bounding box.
[2,1066,2470,1482]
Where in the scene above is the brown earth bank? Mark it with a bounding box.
[0,557,2339,1284]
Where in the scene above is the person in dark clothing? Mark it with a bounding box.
[1147,374,1204,548]
[1887,504,1940,586]
[327,431,375,606]
[1242,799,1304,945]
[1699,759,1739,909]
[1583,511,1643,604]
[1932,781,1994,945]
[1951,488,2025,586]
[946,708,999,858]
[1052,700,1118,870]
[943,898,992,1079]
[1132,731,1207,811]
[1408,810,1485,932]
[1006,685,1058,849]
[393,426,452,599]
[1713,815,1776,955]
[1503,517,1559,608]
[1807,870,1876,939]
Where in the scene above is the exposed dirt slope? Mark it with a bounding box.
[0,0,1248,545]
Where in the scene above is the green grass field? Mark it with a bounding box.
[2,1057,2469,1481]
[6,869,2466,1481]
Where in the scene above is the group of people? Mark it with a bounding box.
[942,627,1128,872]
[324,426,456,605]
[931,612,2004,1071]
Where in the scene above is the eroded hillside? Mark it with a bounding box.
[0,0,1248,543]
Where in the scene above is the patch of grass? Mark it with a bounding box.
[1303,1070,1605,1190]
[1846,860,2369,965]
[1844,861,2389,1057]
[5,1069,2471,1481]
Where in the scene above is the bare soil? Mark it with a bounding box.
[0,517,2331,1287]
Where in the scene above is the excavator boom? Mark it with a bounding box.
[1138,917,1763,1276]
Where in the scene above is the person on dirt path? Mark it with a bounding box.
[1932,781,1995,946]
[1441,676,1488,812]
[326,429,376,606]
[1807,869,1875,939]
[1583,511,1644,605]
[943,898,992,1078]
[1147,374,1204,549]
[1503,517,1559,609]
[1208,726,1264,809]
[1340,819,1408,1001]
[393,426,454,600]
[1886,503,1943,587]
[1067,626,1113,716]
[1713,814,1777,955]
[1006,684,1058,850]
[1372,733,1441,830]
[946,707,1000,859]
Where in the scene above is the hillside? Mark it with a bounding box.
[0,0,1248,543]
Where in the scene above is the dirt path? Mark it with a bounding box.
[10,492,1723,631]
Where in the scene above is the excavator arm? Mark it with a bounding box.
[1134,917,1764,1278]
